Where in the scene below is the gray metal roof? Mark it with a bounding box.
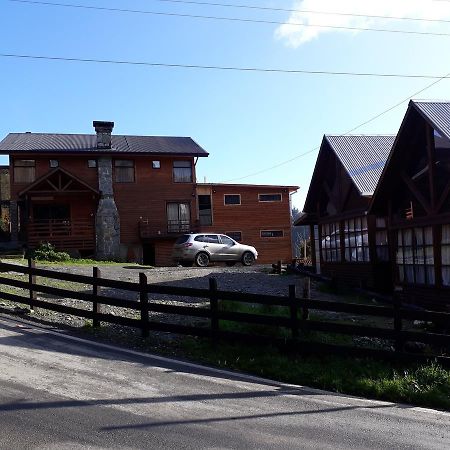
[412,100,450,141]
[0,133,209,156]
[325,135,396,196]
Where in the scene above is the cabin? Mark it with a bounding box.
[0,121,208,265]
[197,183,298,264]
[0,121,297,265]
[296,135,395,291]
[370,100,450,308]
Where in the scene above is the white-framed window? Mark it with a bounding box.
[344,216,370,263]
[375,217,389,262]
[258,193,282,202]
[224,194,241,205]
[261,230,283,238]
[396,227,434,285]
[152,160,161,169]
[321,222,341,262]
[226,231,242,242]
[49,159,59,168]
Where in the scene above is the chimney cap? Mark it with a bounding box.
[93,121,114,132]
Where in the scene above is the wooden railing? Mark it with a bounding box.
[27,219,95,250]
[139,219,193,238]
[0,260,449,365]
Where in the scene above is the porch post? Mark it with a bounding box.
[10,200,18,244]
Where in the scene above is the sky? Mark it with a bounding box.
[2,0,450,211]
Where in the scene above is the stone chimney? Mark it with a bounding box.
[93,121,121,261]
[93,121,114,149]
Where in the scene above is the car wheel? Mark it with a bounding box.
[225,261,236,267]
[242,251,255,266]
[195,252,210,267]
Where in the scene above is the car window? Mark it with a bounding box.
[220,236,234,246]
[194,235,206,242]
[175,235,191,244]
[205,234,220,243]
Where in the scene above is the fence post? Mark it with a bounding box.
[139,272,149,338]
[289,284,299,339]
[92,267,101,328]
[28,258,36,310]
[302,277,310,321]
[393,293,403,353]
[277,260,282,274]
[209,278,219,345]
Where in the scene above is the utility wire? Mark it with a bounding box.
[151,0,450,25]
[221,72,450,183]
[1,52,449,80]
[7,0,450,38]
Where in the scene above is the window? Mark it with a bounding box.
[226,231,242,242]
[258,193,282,202]
[375,217,389,262]
[173,160,192,182]
[49,159,59,168]
[167,202,190,233]
[204,234,220,243]
[220,235,235,246]
[152,160,161,169]
[14,159,35,183]
[198,195,212,226]
[88,159,97,168]
[261,230,283,238]
[344,216,370,263]
[396,227,434,285]
[114,160,135,183]
[442,225,450,286]
[224,194,241,205]
[321,222,341,262]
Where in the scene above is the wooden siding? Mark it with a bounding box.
[199,185,293,264]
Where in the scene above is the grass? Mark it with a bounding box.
[182,337,450,410]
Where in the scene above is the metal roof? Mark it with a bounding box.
[412,100,450,141]
[0,133,209,156]
[325,135,396,196]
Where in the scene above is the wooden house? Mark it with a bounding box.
[296,135,395,291]
[197,183,298,264]
[0,121,296,265]
[370,100,450,307]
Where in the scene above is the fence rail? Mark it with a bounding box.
[0,260,449,365]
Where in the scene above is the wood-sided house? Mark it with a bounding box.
[370,100,450,308]
[0,121,209,265]
[296,135,395,291]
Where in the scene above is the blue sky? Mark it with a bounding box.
[1,0,450,210]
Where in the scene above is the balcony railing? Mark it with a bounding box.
[139,219,194,238]
[27,219,95,250]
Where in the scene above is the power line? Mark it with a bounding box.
[7,0,450,38]
[1,52,449,80]
[151,0,450,25]
[221,72,450,183]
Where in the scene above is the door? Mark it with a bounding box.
[219,235,240,260]
[202,234,223,261]
[143,244,156,266]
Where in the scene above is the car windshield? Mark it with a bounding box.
[175,235,191,244]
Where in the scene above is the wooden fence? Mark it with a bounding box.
[0,260,449,366]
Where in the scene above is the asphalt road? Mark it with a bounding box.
[0,316,449,450]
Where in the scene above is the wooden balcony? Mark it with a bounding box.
[27,219,95,250]
[139,219,194,239]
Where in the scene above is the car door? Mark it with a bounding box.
[203,234,223,261]
[219,235,240,260]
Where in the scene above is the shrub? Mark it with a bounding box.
[31,242,71,262]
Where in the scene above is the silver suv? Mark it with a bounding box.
[172,233,258,267]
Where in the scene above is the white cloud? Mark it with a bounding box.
[274,0,450,47]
